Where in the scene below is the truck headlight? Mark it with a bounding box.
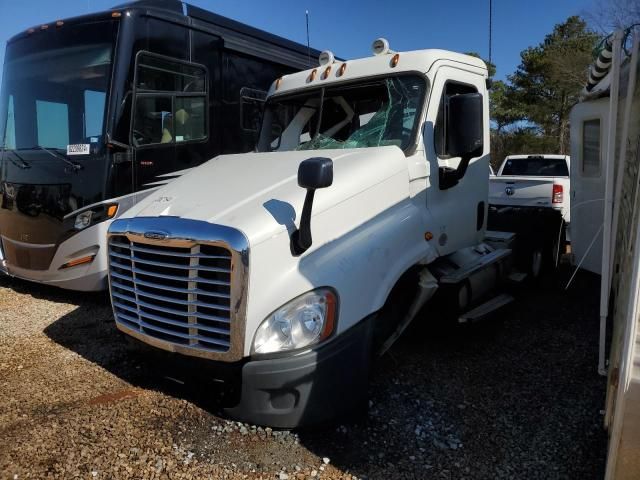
[252,288,337,355]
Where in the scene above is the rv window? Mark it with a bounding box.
[175,97,206,143]
[132,96,173,146]
[132,53,207,147]
[84,90,107,139]
[36,100,69,149]
[136,55,205,93]
[2,95,15,149]
[582,119,600,176]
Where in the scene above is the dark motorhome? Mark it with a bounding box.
[0,0,321,290]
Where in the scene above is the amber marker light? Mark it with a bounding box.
[320,290,338,341]
[337,63,347,77]
[425,232,434,241]
[40,24,49,30]
[275,77,282,90]
[55,20,64,27]
[59,255,96,270]
[390,53,400,68]
[111,11,122,18]
[308,69,317,82]
[106,204,118,218]
[322,65,332,79]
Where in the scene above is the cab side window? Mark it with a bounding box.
[132,53,207,147]
[434,82,478,158]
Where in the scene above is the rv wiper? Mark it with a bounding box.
[33,145,83,172]
[1,148,31,169]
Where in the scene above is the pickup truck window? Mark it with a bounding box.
[501,157,569,176]
[257,75,426,153]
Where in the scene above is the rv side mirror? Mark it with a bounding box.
[291,157,333,255]
[440,93,484,190]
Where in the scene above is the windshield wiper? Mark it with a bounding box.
[33,145,83,172]
[1,148,31,170]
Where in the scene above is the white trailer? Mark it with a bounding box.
[570,27,640,479]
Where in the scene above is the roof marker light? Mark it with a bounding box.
[27,28,35,34]
[55,20,64,27]
[372,37,394,56]
[40,24,49,30]
[322,65,332,79]
[318,50,335,66]
[275,77,282,90]
[337,63,347,77]
[111,11,122,18]
[390,53,400,68]
[308,69,317,82]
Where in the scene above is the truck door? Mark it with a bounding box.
[424,65,490,254]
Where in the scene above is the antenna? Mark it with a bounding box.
[488,0,493,65]
[306,10,311,67]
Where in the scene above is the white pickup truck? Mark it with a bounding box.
[489,154,571,222]
[107,40,518,427]
[488,154,570,276]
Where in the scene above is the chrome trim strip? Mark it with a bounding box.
[109,259,230,286]
[109,269,230,298]
[109,250,231,273]
[107,216,249,362]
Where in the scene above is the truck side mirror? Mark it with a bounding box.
[290,157,333,256]
[440,92,484,190]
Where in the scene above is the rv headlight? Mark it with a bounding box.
[252,288,337,355]
[74,210,93,230]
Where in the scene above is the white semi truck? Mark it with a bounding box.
[107,40,516,427]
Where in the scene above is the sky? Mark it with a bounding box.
[0,0,599,84]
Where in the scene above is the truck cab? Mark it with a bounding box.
[107,41,498,427]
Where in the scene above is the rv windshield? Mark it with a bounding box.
[0,20,117,154]
[257,75,426,153]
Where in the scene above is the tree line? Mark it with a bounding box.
[480,0,639,169]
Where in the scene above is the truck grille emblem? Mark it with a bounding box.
[144,231,169,241]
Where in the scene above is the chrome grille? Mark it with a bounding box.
[108,235,233,352]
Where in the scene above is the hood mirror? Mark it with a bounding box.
[291,157,333,256]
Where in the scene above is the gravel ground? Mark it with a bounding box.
[0,267,606,479]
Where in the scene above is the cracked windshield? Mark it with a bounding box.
[257,75,426,152]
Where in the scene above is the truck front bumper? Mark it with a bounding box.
[226,317,373,428]
[135,315,374,428]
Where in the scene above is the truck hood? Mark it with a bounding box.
[125,146,409,246]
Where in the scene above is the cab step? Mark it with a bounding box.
[458,293,514,324]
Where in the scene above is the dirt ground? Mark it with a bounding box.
[0,267,607,479]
